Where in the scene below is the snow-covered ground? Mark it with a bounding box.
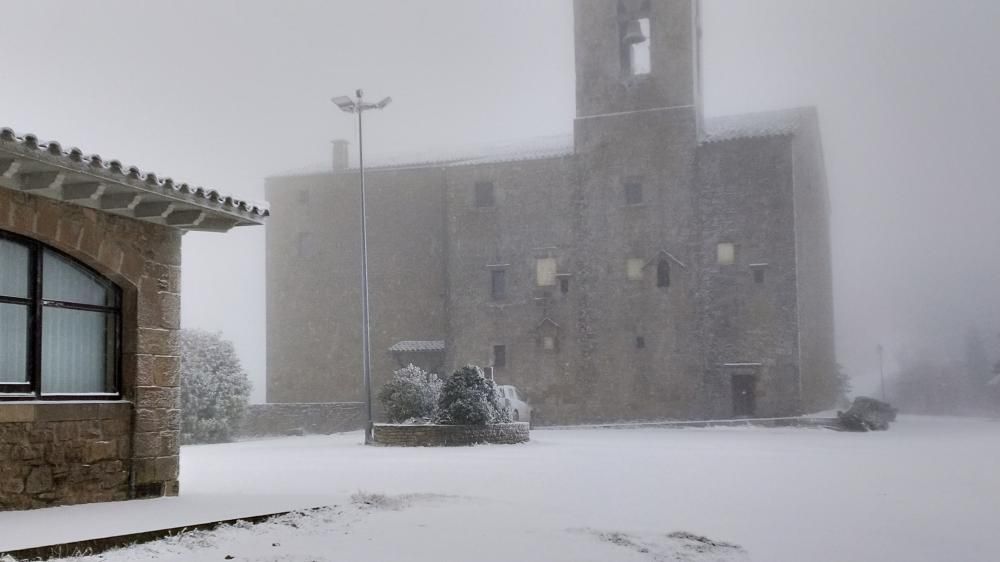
[5,416,1000,561]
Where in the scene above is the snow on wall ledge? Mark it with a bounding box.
[373,423,529,447]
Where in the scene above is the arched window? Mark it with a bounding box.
[656,259,671,288]
[0,231,121,399]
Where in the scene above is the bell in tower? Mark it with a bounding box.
[622,19,647,46]
[574,0,702,120]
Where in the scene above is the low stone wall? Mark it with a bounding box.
[0,402,132,511]
[373,423,529,447]
[238,402,365,438]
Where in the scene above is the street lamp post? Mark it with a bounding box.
[333,89,392,445]
[877,343,887,402]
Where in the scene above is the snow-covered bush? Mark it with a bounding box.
[180,329,252,444]
[377,364,443,423]
[437,365,511,425]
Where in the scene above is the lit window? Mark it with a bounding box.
[542,336,556,351]
[1,232,121,398]
[626,258,645,281]
[493,345,507,368]
[491,269,507,300]
[717,243,736,265]
[536,258,557,287]
[475,181,495,208]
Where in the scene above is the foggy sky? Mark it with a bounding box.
[2,0,998,402]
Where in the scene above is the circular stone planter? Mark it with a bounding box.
[373,422,529,447]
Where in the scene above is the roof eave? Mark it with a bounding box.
[0,130,268,233]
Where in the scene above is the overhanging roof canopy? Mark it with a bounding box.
[389,340,446,353]
[0,127,268,232]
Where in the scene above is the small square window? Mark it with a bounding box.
[752,265,767,284]
[536,258,557,287]
[626,258,645,281]
[717,243,736,265]
[491,269,507,300]
[296,232,315,258]
[475,181,495,208]
[493,345,507,368]
[636,336,646,349]
[542,336,556,351]
[624,181,643,205]
[559,276,570,295]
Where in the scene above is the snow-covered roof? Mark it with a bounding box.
[700,109,803,144]
[0,126,268,231]
[282,108,807,176]
[389,340,446,353]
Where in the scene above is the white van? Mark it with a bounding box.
[498,385,532,425]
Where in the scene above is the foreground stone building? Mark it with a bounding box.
[0,128,266,509]
[266,0,836,423]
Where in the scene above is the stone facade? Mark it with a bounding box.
[266,0,837,423]
[0,402,131,510]
[0,189,182,509]
[373,423,529,447]
[238,402,365,438]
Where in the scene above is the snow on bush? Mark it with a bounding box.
[437,365,511,425]
[377,364,443,423]
[180,329,252,444]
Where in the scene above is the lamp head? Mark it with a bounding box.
[332,96,357,113]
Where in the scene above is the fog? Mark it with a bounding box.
[2,0,998,405]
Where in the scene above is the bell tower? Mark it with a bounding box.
[574,0,702,121]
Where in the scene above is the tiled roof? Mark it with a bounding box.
[701,109,803,144]
[0,126,268,231]
[389,340,446,353]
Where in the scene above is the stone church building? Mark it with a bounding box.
[266,0,836,424]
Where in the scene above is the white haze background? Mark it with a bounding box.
[1,0,998,402]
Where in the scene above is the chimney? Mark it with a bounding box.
[332,139,350,172]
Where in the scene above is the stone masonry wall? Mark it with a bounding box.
[0,403,131,510]
[373,423,529,447]
[238,403,365,438]
[1,188,182,509]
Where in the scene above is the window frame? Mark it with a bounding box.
[474,181,496,208]
[490,268,507,301]
[624,179,644,206]
[656,259,671,288]
[493,344,507,369]
[0,230,122,401]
